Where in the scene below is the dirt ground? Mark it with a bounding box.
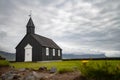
[44,71,87,80]
[0,66,11,76]
[0,67,87,80]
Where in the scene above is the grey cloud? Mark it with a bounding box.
[0,0,120,57]
[0,31,7,40]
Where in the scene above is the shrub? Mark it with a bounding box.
[81,61,120,80]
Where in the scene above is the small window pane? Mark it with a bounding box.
[53,49,55,56]
[46,48,49,56]
[58,50,60,56]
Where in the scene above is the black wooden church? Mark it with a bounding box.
[16,17,62,62]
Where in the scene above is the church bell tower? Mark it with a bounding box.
[26,17,35,34]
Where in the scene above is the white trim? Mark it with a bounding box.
[46,48,49,56]
[53,49,55,56]
[24,44,32,61]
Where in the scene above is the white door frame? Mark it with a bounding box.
[24,44,32,61]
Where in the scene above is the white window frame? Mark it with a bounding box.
[46,48,49,56]
[58,50,61,56]
[53,49,55,56]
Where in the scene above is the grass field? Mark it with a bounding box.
[0,60,9,67]
[10,60,120,70]
[10,60,120,80]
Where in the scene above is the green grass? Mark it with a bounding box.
[10,60,120,80]
[10,61,80,71]
[0,60,9,67]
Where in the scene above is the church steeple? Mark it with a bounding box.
[26,17,35,34]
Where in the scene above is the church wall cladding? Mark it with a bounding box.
[16,34,42,62]
[41,47,62,61]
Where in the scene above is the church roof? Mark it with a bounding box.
[31,34,61,49]
[26,17,35,28]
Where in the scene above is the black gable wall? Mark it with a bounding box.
[16,47,24,62]
[16,34,42,62]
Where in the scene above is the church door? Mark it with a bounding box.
[24,44,32,61]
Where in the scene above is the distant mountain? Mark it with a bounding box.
[62,53,106,59]
[0,51,107,61]
[0,51,15,61]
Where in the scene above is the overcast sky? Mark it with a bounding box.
[0,0,120,57]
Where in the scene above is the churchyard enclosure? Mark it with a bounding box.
[9,60,120,80]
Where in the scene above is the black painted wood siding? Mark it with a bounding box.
[41,47,62,61]
[16,34,62,62]
[16,34,42,62]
